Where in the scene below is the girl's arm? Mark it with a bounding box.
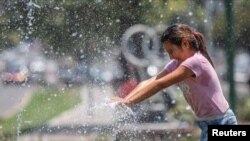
[111,68,168,104]
[127,68,169,96]
[123,65,194,106]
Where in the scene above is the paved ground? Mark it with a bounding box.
[18,84,195,141]
[13,81,250,141]
[0,84,34,119]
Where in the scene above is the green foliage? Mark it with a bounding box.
[0,1,144,55]
[0,0,249,57]
[233,0,250,50]
[237,96,250,121]
[212,0,250,50]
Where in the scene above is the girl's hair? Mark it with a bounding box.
[161,23,214,67]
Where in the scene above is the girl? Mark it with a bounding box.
[112,23,238,141]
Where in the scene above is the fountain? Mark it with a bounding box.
[12,2,192,141]
[21,24,193,141]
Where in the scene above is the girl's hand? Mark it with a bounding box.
[109,96,135,117]
[110,96,125,105]
[111,96,124,102]
[110,96,131,106]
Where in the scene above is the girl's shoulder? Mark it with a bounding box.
[186,51,209,65]
[195,52,212,65]
[164,59,180,72]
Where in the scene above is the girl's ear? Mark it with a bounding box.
[181,38,189,49]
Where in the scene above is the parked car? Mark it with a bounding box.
[58,64,88,86]
[1,61,29,84]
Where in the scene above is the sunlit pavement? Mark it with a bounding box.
[0,84,34,119]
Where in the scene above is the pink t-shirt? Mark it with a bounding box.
[164,52,229,118]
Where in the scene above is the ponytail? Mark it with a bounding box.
[193,32,214,67]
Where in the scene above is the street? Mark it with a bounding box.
[0,83,34,119]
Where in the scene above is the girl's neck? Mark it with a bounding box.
[180,50,197,62]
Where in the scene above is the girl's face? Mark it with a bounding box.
[163,41,189,62]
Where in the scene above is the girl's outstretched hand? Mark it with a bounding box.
[110,96,131,107]
[108,96,135,118]
[110,96,125,105]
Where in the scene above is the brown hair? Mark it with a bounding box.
[161,23,214,67]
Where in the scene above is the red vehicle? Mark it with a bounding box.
[1,61,29,84]
[1,71,27,84]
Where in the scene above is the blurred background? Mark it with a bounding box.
[0,0,249,141]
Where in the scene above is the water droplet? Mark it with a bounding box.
[188,12,193,16]
[72,32,78,37]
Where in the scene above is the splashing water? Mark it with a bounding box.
[108,101,135,118]
[16,108,23,141]
[103,98,141,140]
[91,97,137,123]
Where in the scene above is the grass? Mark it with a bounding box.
[236,95,250,122]
[0,86,81,139]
